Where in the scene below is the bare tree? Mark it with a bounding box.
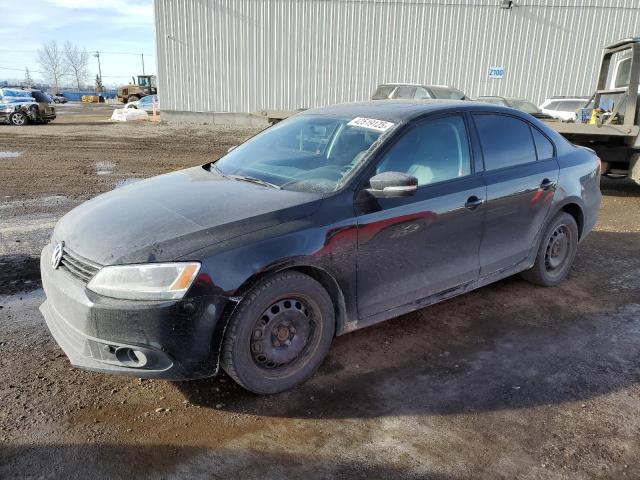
[23,67,33,88]
[64,42,89,91]
[37,41,67,94]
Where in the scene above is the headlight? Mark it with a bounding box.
[87,262,201,300]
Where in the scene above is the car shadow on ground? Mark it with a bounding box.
[174,230,640,420]
[599,177,640,197]
[0,444,457,480]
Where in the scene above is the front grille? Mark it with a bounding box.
[60,247,101,283]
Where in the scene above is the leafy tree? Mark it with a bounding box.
[95,74,104,93]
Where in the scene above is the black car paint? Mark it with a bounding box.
[40,100,601,380]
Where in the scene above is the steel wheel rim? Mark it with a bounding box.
[545,224,570,272]
[250,297,317,370]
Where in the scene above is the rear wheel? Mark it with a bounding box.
[221,271,335,394]
[9,111,28,126]
[128,95,139,102]
[521,212,578,286]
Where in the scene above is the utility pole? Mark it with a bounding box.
[93,51,102,85]
[141,53,145,75]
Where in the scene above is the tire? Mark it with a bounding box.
[9,111,28,126]
[521,212,579,287]
[128,95,139,102]
[221,271,335,394]
[54,98,60,104]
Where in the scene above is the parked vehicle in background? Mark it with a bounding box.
[47,93,68,104]
[372,83,469,101]
[0,88,56,126]
[124,95,159,113]
[117,75,157,103]
[40,100,600,394]
[542,37,640,184]
[539,97,590,122]
[477,96,554,120]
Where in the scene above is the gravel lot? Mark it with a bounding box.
[1,104,639,479]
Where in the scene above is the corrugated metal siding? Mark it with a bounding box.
[154,0,640,114]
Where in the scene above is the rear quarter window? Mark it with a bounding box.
[473,114,537,170]
[531,128,555,160]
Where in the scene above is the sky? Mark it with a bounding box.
[0,0,156,89]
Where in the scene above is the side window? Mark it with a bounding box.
[393,86,416,99]
[531,128,555,160]
[414,87,431,100]
[473,114,537,170]
[376,115,471,186]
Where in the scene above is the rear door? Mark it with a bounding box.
[472,113,559,276]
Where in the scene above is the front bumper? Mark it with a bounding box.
[40,244,229,380]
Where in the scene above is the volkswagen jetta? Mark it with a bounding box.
[40,100,601,393]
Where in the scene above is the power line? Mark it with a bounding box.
[0,49,153,56]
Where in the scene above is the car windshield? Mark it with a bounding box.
[214,114,395,193]
[509,100,540,114]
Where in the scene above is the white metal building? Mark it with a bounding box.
[153,0,640,124]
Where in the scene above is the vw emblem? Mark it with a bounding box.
[51,242,64,269]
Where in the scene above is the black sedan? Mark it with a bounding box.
[40,100,601,394]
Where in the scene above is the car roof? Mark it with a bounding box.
[378,83,457,89]
[480,96,533,102]
[302,99,520,123]
[544,96,590,101]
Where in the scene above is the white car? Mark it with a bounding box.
[124,95,159,113]
[539,97,590,122]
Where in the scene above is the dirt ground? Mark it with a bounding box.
[1,103,640,479]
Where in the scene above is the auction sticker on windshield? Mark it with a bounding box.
[347,117,395,132]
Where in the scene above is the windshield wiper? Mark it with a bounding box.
[228,174,281,190]
[210,163,226,177]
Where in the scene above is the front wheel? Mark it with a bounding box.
[9,111,28,126]
[221,271,335,394]
[521,212,579,286]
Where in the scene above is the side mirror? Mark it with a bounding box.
[366,171,418,198]
[227,145,238,153]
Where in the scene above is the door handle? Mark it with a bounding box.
[465,196,484,210]
[540,178,556,191]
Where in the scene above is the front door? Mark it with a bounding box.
[355,114,486,319]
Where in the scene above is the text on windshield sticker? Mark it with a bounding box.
[347,117,395,132]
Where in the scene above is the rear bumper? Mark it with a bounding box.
[40,244,230,380]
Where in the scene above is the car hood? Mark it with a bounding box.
[53,166,323,265]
